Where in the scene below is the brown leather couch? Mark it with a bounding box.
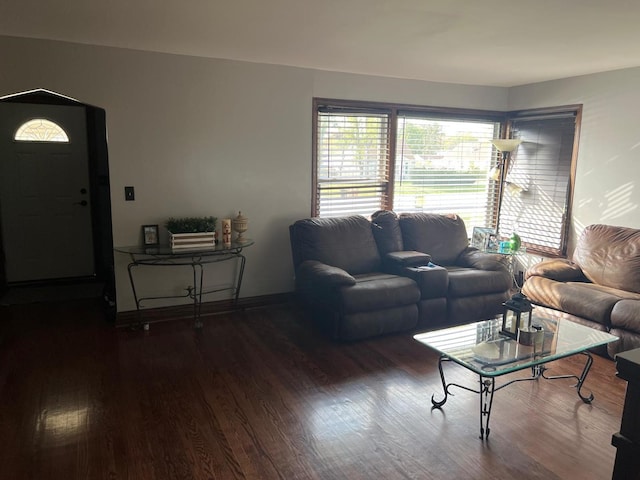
[289,212,512,340]
[522,224,640,357]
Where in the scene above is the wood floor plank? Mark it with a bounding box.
[0,300,626,479]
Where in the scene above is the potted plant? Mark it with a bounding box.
[165,216,218,249]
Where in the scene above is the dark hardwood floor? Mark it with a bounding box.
[0,299,627,479]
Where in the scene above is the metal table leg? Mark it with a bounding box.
[541,351,594,403]
[127,262,147,330]
[431,355,497,439]
[479,377,495,440]
[430,351,596,440]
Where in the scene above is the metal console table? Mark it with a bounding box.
[115,240,253,329]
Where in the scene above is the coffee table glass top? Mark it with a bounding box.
[414,315,618,377]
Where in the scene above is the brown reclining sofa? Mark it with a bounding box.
[289,211,512,340]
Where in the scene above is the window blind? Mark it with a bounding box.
[315,111,390,217]
[395,115,501,235]
[499,115,576,256]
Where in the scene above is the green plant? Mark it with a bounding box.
[165,216,217,233]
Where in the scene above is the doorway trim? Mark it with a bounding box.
[0,88,115,316]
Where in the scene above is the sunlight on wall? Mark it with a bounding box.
[602,182,638,221]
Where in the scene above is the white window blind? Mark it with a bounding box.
[315,109,390,217]
[313,100,580,256]
[499,114,577,256]
[395,115,501,235]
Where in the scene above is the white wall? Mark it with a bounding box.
[0,36,509,311]
[509,68,640,253]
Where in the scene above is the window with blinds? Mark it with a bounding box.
[498,109,580,256]
[313,100,580,254]
[395,114,501,234]
[315,107,391,217]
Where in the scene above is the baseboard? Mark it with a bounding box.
[115,292,294,327]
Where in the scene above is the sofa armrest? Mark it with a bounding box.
[297,260,356,287]
[386,251,431,267]
[458,247,509,271]
[382,251,431,275]
[525,258,586,282]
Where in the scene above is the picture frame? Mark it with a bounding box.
[471,227,496,252]
[142,224,159,246]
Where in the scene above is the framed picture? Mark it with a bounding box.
[142,224,159,246]
[471,227,496,252]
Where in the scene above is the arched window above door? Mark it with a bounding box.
[14,118,69,142]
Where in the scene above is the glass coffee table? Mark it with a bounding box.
[414,314,618,440]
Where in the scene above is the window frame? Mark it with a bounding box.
[312,98,507,218]
[312,98,580,258]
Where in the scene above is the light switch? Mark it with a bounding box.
[125,186,135,201]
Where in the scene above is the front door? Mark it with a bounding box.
[0,103,95,283]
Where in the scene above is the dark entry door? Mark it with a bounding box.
[0,103,95,283]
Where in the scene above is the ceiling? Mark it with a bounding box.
[2,0,640,87]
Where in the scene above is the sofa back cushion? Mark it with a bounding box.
[399,213,469,265]
[371,210,404,254]
[289,215,381,275]
[573,224,640,293]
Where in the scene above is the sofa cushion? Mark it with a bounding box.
[371,210,404,254]
[340,305,418,341]
[447,267,513,296]
[573,224,640,293]
[290,215,381,275]
[340,273,420,313]
[447,292,510,324]
[399,213,469,265]
[522,276,623,326]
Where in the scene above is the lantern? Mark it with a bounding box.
[501,292,533,339]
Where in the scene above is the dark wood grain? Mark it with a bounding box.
[0,299,626,479]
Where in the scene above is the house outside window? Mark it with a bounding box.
[395,114,501,231]
[313,99,580,256]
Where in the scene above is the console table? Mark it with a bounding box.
[115,240,253,328]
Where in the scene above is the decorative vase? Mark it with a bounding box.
[232,211,248,243]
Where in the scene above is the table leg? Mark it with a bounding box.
[431,355,496,440]
[541,351,594,403]
[191,263,205,329]
[127,262,148,330]
[234,254,247,307]
[431,354,450,408]
[576,351,595,403]
[479,376,496,440]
